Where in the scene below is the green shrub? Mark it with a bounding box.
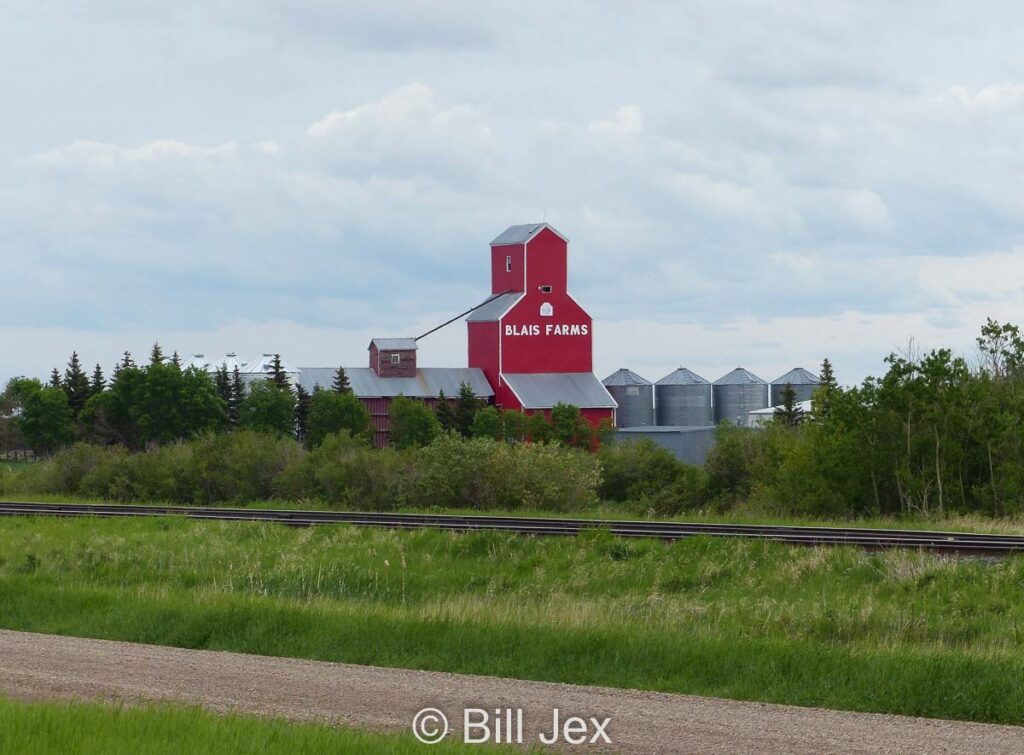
[191,431,303,504]
[276,431,411,510]
[411,434,600,511]
[598,439,708,515]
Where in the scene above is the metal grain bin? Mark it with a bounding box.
[603,369,654,427]
[713,367,768,425]
[770,367,821,406]
[655,368,713,427]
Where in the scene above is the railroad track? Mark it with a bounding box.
[1,501,1023,554]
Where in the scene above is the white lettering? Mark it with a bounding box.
[464,709,490,744]
[562,716,589,745]
[539,709,561,746]
[589,717,612,744]
[503,323,590,337]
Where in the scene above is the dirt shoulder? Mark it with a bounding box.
[0,629,1021,753]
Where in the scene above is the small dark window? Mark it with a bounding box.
[539,285,552,293]
[390,354,401,364]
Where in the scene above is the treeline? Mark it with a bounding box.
[0,344,610,457]
[702,319,1024,517]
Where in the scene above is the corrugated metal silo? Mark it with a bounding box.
[770,367,821,406]
[655,368,713,426]
[603,369,654,427]
[713,367,768,425]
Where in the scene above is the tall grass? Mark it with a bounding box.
[0,697,505,754]
[2,517,1024,723]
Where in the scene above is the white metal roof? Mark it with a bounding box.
[714,367,767,385]
[503,372,617,410]
[772,367,820,385]
[241,353,300,376]
[602,368,652,387]
[370,338,418,351]
[491,223,568,245]
[297,367,494,399]
[184,354,212,372]
[656,367,710,386]
[749,399,813,416]
[465,292,523,322]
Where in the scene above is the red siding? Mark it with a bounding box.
[468,320,500,393]
[491,243,526,294]
[498,227,592,375]
[361,396,443,448]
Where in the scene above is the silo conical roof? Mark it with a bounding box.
[603,368,652,387]
[714,367,767,385]
[772,367,820,385]
[656,367,709,386]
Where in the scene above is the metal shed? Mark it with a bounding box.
[614,425,717,466]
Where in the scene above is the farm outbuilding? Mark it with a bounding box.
[298,363,493,447]
[614,425,717,466]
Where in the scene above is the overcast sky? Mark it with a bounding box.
[3,1,1024,387]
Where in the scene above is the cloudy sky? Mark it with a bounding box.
[3,1,1024,387]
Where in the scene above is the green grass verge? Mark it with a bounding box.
[2,517,1024,724]
[0,697,504,754]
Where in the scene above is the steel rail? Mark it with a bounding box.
[1,501,1023,554]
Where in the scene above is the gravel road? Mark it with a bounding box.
[1,629,1021,753]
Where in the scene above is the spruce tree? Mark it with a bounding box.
[170,351,182,368]
[63,351,91,417]
[114,351,135,378]
[49,368,62,389]
[774,383,805,426]
[230,366,244,427]
[149,342,164,365]
[820,358,837,391]
[434,390,457,432]
[295,384,311,442]
[454,382,480,437]
[331,365,351,394]
[214,365,232,406]
[89,364,106,397]
[269,354,292,394]
[814,357,838,419]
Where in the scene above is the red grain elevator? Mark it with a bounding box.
[467,223,616,425]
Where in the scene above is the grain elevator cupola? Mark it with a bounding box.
[369,338,417,378]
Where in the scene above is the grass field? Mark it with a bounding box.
[0,697,504,754]
[2,516,1024,725]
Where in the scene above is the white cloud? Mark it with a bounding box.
[21,139,238,168]
[941,83,1024,108]
[588,106,643,137]
[6,3,1024,385]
